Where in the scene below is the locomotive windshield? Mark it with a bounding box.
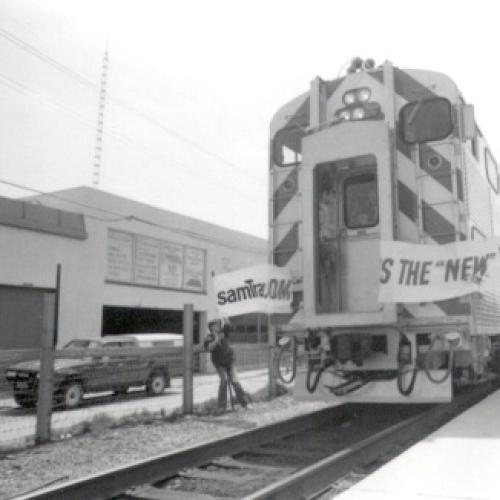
[344,174,378,229]
[400,97,453,144]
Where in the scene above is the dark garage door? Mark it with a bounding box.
[0,286,45,349]
[102,306,201,344]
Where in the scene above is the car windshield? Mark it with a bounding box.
[103,341,136,348]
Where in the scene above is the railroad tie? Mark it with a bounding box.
[246,444,321,460]
[179,467,262,484]
[125,484,233,500]
[213,456,295,474]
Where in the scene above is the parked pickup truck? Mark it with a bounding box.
[5,334,182,409]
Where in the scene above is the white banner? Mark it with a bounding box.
[379,239,500,303]
[214,264,293,317]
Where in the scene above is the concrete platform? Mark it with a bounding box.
[336,389,500,500]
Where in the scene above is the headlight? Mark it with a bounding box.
[338,109,351,121]
[357,88,371,102]
[343,88,371,105]
[343,92,356,105]
[6,370,16,379]
[352,107,366,120]
[335,102,381,123]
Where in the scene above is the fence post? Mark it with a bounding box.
[35,292,56,445]
[183,304,194,414]
[198,310,208,373]
[267,314,277,398]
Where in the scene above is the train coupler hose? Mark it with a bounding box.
[397,334,418,396]
[424,333,456,384]
[306,356,334,393]
[324,376,367,396]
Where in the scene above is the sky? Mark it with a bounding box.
[0,0,498,238]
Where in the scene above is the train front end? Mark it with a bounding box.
[270,59,461,403]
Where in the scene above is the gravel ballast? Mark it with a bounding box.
[0,392,327,499]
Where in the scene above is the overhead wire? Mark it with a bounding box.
[0,71,263,201]
[0,23,268,251]
[0,25,264,185]
[0,178,267,253]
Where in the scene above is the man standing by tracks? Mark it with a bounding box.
[204,319,250,411]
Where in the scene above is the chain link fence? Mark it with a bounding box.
[0,342,269,450]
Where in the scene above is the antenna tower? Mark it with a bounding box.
[92,40,109,187]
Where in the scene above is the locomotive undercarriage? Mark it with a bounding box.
[278,326,491,403]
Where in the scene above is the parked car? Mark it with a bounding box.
[5,334,177,409]
[123,333,184,348]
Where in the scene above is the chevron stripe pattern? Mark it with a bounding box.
[387,68,470,319]
[270,67,473,325]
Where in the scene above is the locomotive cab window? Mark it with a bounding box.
[400,97,453,144]
[344,174,378,229]
[273,125,307,167]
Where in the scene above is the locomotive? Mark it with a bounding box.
[270,58,498,402]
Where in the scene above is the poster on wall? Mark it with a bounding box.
[106,230,206,292]
[106,230,134,282]
[183,247,205,291]
[135,236,160,286]
[159,242,184,288]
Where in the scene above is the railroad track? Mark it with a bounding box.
[17,381,496,500]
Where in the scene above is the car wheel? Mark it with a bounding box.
[14,392,36,409]
[146,372,166,396]
[62,381,84,409]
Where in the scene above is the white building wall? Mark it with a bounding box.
[1,188,267,347]
[0,224,105,346]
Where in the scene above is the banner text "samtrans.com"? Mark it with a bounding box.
[217,278,292,305]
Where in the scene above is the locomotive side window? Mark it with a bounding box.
[272,125,306,167]
[344,174,378,229]
[471,226,486,240]
[400,97,453,144]
[485,148,499,193]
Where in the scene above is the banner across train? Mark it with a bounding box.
[379,238,500,303]
[213,264,293,316]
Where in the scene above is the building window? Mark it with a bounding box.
[229,313,267,343]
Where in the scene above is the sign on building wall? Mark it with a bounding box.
[379,239,500,303]
[135,236,161,286]
[159,242,183,289]
[106,229,206,293]
[183,247,205,291]
[106,230,134,282]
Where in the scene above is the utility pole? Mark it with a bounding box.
[92,37,109,187]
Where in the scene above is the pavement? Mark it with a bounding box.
[0,369,269,449]
[336,388,500,500]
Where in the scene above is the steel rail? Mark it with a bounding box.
[16,405,351,500]
[243,383,496,500]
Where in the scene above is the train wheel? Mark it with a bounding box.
[276,342,297,384]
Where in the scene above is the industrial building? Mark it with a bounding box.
[0,187,267,350]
